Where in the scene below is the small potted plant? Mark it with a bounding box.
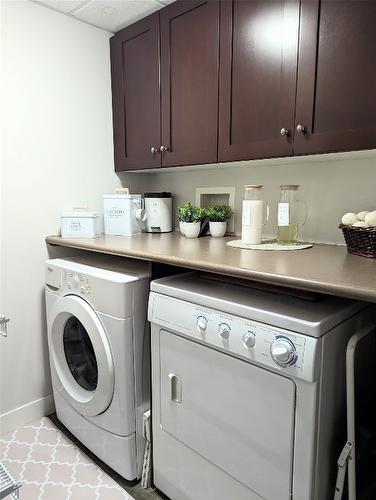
[205,204,234,238]
[178,203,205,238]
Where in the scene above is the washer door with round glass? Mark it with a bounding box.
[49,295,114,417]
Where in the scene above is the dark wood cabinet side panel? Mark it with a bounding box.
[160,0,219,167]
[110,36,126,171]
[110,14,161,171]
[294,0,376,155]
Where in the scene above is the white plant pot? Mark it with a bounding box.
[184,222,201,238]
[209,221,227,238]
[179,221,186,236]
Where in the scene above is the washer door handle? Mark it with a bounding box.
[168,373,182,404]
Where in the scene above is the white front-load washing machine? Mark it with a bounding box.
[45,255,151,480]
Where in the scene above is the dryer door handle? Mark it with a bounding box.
[168,373,182,404]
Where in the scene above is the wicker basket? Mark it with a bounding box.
[339,224,376,258]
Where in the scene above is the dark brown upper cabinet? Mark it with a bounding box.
[110,1,219,172]
[110,0,376,172]
[110,14,161,171]
[160,0,219,167]
[218,0,300,162]
[294,0,376,155]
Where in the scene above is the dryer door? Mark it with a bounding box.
[159,330,296,500]
[48,295,114,417]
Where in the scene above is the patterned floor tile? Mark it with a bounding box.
[0,416,133,499]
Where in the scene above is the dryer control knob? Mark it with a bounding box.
[196,316,208,333]
[72,274,80,288]
[270,338,297,367]
[218,323,231,340]
[243,332,256,349]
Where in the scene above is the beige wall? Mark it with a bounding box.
[0,0,139,433]
[143,151,376,244]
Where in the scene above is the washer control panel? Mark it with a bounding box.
[150,292,320,382]
[62,270,92,296]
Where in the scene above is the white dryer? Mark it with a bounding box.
[45,255,151,480]
[149,273,375,500]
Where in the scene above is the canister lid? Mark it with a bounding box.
[61,211,100,218]
[144,192,172,198]
[280,184,300,189]
[243,184,263,188]
[103,194,141,199]
[115,187,129,194]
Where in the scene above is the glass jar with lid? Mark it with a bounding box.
[277,185,307,244]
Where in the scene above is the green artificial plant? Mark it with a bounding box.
[178,203,205,223]
[205,204,234,222]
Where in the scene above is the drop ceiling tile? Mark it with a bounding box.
[73,0,162,32]
[31,0,89,14]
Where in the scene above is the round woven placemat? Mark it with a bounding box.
[226,239,313,251]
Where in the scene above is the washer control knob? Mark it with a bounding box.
[196,316,208,333]
[270,337,297,367]
[72,274,80,288]
[218,323,231,339]
[243,332,256,349]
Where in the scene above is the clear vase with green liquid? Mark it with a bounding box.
[277,185,307,244]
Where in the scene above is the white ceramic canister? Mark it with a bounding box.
[103,189,146,236]
[241,185,268,245]
[61,205,102,239]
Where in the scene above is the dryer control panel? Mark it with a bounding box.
[62,270,92,296]
[149,292,320,382]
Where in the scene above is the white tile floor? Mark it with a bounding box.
[0,417,134,499]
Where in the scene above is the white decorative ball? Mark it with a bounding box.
[352,221,369,228]
[341,213,358,225]
[357,211,369,221]
[365,211,376,226]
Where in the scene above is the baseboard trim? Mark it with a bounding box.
[0,394,55,435]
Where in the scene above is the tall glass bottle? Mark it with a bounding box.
[242,185,268,245]
[277,185,307,244]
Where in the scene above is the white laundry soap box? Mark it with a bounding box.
[61,205,103,239]
[103,188,146,236]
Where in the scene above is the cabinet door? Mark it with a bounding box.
[218,0,300,162]
[160,1,219,167]
[294,0,376,155]
[110,14,161,171]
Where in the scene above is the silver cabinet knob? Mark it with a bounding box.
[280,128,289,136]
[160,145,169,153]
[296,124,306,133]
[150,146,159,155]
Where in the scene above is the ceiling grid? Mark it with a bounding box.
[30,0,175,32]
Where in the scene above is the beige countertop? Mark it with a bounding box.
[46,232,376,303]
